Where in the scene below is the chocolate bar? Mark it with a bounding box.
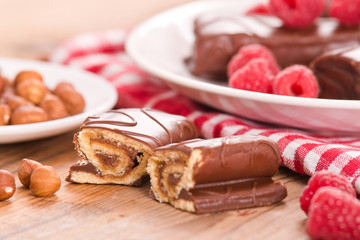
[147,135,287,213]
[310,45,360,100]
[67,108,198,186]
[187,13,360,80]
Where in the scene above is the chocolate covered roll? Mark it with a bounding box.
[67,108,198,186]
[311,45,360,100]
[147,135,287,214]
[188,13,360,80]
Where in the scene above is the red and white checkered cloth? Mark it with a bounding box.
[50,29,360,194]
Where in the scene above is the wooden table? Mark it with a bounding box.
[0,1,310,239]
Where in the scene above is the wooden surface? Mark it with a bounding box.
[0,1,310,239]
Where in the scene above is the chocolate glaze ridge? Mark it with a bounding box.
[178,177,287,214]
[155,135,281,184]
[310,44,360,100]
[80,108,198,149]
[188,13,360,79]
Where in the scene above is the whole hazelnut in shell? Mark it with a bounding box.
[39,93,68,120]
[0,103,11,125]
[0,170,16,201]
[15,78,47,105]
[11,105,48,125]
[0,75,9,94]
[14,70,43,86]
[30,166,61,197]
[1,88,32,111]
[18,158,43,188]
[53,82,85,115]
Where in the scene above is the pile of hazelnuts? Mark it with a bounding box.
[0,70,85,125]
[0,159,61,200]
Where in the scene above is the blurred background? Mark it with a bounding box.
[0,0,194,59]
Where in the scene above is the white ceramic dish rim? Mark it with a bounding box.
[0,57,117,143]
[126,0,360,110]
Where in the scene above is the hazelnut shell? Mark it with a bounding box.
[30,166,61,197]
[18,158,43,187]
[0,169,16,201]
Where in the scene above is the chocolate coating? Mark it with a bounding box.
[156,135,281,184]
[311,45,360,100]
[179,177,287,214]
[150,135,286,213]
[80,108,198,149]
[68,108,198,186]
[188,13,360,79]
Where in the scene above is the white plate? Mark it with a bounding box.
[0,57,117,143]
[126,0,360,134]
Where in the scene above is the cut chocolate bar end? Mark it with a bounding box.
[68,127,152,185]
[147,135,287,213]
[311,45,360,100]
[67,108,198,186]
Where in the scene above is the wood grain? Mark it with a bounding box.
[0,131,310,240]
[0,1,311,239]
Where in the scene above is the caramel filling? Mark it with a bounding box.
[77,132,145,177]
[148,149,201,205]
[158,161,186,199]
[89,139,134,176]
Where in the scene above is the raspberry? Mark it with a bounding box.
[329,0,360,27]
[306,187,360,240]
[246,4,272,15]
[227,44,280,78]
[269,0,326,28]
[299,171,356,214]
[272,65,319,98]
[229,58,274,93]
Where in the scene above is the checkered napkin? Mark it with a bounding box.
[49,29,360,194]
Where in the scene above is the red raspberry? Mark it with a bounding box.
[227,44,280,78]
[229,58,274,93]
[269,0,326,28]
[329,0,360,27]
[299,171,356,214]
[306,187,360,240]
[246,4,272,15]
[272,65,319,98]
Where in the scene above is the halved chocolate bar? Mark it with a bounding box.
[311,45,360,100]
[188,13,360,80]
[67,108,198,186]
[147,135,287,213]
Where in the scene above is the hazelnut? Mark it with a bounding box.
[18,158,43,188]
[0,103,11,125]
[14,70,43,86]
[1,88,32,111]
[11,105,48,125]
[0,75,9,94]
[0,169,16,201]
[53,82,85,115]
[39,93,68,120]
[30,166,61,197]
[15,78,47,105]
